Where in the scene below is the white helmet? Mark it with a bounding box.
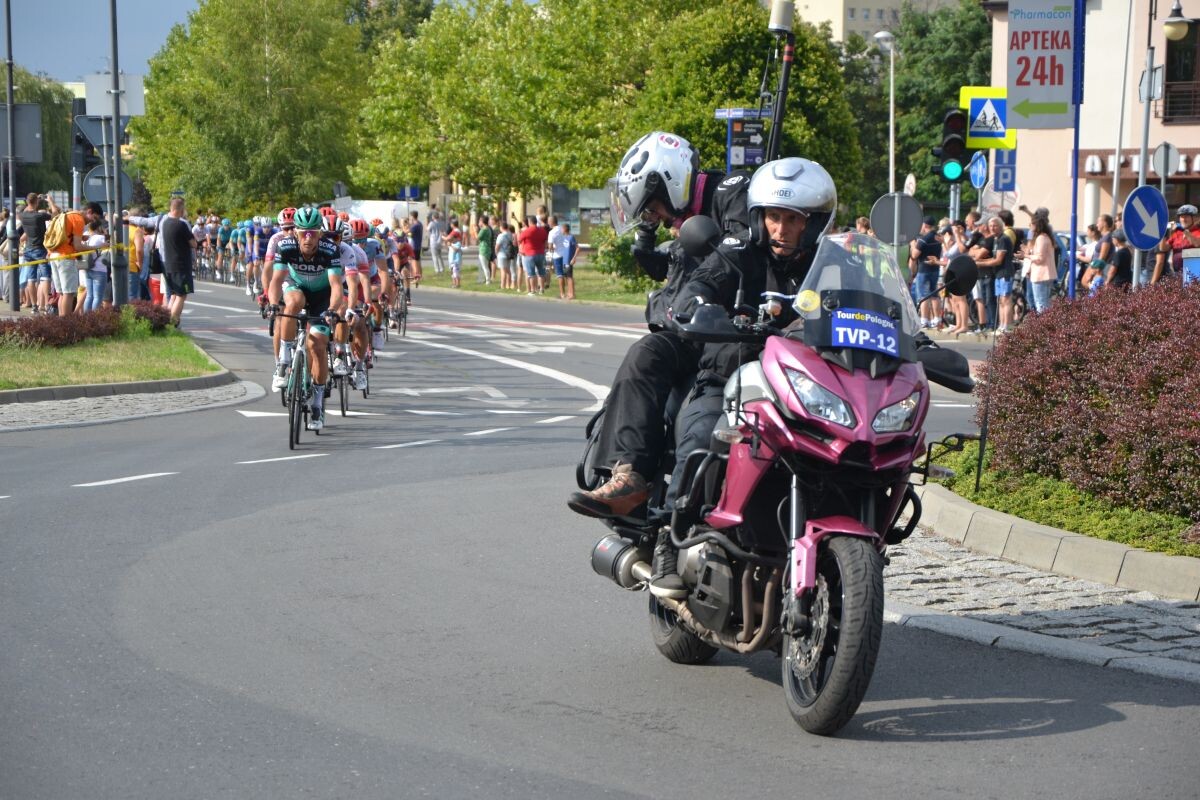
[747,157,837,255]
[609,131,699,234]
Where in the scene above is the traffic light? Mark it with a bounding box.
[932,109,968,183]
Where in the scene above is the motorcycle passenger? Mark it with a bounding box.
[650,157,837,597]
[567,131,750,520]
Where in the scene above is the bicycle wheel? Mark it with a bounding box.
[361,367,370,400]
[339,375,349,416]
[288,344,307,449]
[397,291,408,337]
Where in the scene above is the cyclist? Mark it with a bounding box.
[351,218,388,351]
[329,217,371,391]
[216,217,234,280]
[265,207,297,385]
[268,206,345,431]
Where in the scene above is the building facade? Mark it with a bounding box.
[983,0,1200,226]
[795,0,952,41]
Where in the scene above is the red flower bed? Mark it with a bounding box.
[0,301,172,346]
[979,281,1200,523]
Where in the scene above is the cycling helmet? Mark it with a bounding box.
[370,218,384,227]
[747,157,837,255]
[337,220,353,241]
[293,207,323,230]
[221,218,231,226]
[610,131,699,233]
[337,210,350,222]
[1178,204,1198,215]
[277,207,297,228]
[350,218,370,240]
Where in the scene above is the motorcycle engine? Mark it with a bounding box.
[679,542,736,633]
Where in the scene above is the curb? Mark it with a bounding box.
[885,599,1200,685]
[0,368,236,405]
[914,483,1200,602]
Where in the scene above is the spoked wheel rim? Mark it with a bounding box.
[784,572,837,707]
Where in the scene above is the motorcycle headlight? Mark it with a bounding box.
[784,368,855,428]
[872,391,921,433]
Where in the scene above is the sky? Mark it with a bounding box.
[8,0,199,84]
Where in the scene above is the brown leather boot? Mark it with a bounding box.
[567,463,650,519]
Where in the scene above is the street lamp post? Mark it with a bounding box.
[874,30,899,256]
[1134,1,1192,286]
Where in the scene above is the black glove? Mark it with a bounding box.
[633,222,658,253]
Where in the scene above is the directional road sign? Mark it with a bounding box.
[994,148,1017,192]
[730,120,765,168]
[958,86,1016,149]
[968,152,989,190]
[74,115,131,149]
[1123,185,1169,251]
[1007,0,1076,129]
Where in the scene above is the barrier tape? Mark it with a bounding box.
[0,243,132,271]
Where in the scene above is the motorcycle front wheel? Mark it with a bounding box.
[649,595,718,665]
[782,535,883,736]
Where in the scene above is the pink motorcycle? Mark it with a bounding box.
[590,223,977,735]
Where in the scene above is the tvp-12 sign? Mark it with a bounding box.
[1007,0,1076,129]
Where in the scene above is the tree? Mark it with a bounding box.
[831,32,890,220]
[11,67,74,196]
[346,0,434,53]
[894,0,992,208]
[130,0,369,214]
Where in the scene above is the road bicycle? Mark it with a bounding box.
[271,309,320,450]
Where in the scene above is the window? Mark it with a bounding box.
[878,8,884,20]
[848,7,856,19]
[1164,24,1200,123]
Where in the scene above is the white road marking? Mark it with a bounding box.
[74,472,179,487]
[932,402,973,408]
[409,306,642,339]
[403,339,609,413]
[237,410,288,418]
[536,415,577,424]
[406,409,462,416]
[0,495,11,499]
[405,330,448,340]
[187,299,258,314]
[373,439,442,450]
[342,410,385,417]
[484,409,537,415]
[385,386,508,399]
[535,323,642,340]
[435,324,507,339]
[495,340,593,355]
[237,454,329,465]
[463,427,515,437]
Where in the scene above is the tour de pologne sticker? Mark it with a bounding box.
[830,307,899,357]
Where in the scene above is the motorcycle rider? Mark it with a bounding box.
[567,131,750,520]
[649,156,837,597]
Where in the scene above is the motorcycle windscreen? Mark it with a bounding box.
[791,233,921,371]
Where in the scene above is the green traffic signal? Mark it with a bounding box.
[940,160,964,181]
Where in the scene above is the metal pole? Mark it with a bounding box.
[1133,1,1156,288]
[109,0,127,307]
[1111,0,1134,217]
[5,0,18,311]
[889,46,900,261]
[1067,0,1086,300]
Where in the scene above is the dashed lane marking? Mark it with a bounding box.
[74,472,179,487]
[463,427,516,437]
[536,416,577,424]
[406,409,462,416]
[372,439,441,450]
[237,454,329,465]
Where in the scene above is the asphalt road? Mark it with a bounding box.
[1,282,1197,799]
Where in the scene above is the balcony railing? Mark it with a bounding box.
[1162,81,1200,124]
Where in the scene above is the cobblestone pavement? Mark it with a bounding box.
[887,530,1200,667]
[0,381,262,432]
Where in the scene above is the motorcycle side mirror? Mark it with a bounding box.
[678,214,722,259]
[943,254,978,296]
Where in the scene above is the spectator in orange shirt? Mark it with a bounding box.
[45,198,102,316]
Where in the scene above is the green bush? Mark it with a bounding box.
[588,224,671,294]
[978,281,1200,525]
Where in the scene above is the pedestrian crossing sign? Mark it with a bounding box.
[958,86,1016,149]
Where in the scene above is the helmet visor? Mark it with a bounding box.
[608,178,639,235]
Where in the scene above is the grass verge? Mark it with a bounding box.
[0,326,221,390]
[933,441,1200,559]
[415,259,646,306]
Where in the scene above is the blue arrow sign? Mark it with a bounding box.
[1123,185,1169,251]
[968,152,988,190]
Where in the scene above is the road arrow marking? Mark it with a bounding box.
[1131,196,1162,240]
[74,472,179,487]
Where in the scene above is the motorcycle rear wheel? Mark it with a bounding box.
[782,535,883,736]
[648,595,718,665]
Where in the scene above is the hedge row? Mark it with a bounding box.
[0,301,172,347]
[979,281,1200,523]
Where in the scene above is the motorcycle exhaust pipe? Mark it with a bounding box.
[591,534,651,590]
